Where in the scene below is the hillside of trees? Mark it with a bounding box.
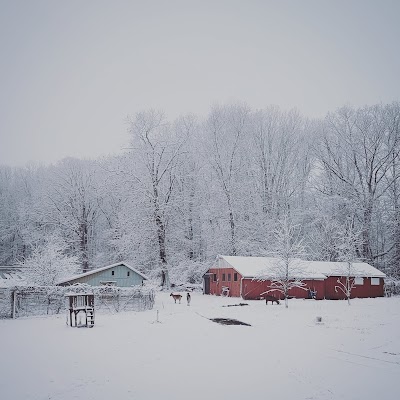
[1,102,399,284]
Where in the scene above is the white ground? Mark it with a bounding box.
[1,293,399,400]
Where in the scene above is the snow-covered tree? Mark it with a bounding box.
[126,110,189,289]
[333,219,364,305]
[203,103,250,255]
[20,235,79,286]
[45,158,101,272]
[315,103,400,263]
[256,217,309,308]
[1,101,398,285]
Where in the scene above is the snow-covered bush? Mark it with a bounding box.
[384,278,400,296]
[169,260,207,286]
[19,236,79,286]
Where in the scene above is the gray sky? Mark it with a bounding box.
[1,0,399,166]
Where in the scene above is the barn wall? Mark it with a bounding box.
[241,279,270,299]
[61,264,144,287]
[325,276,384,299]
[289,280,326,300]
[207,268,242,297]
[242,279,326,300]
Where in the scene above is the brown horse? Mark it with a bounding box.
[170,293,183,303]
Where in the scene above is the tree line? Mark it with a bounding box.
[1,102,399,285]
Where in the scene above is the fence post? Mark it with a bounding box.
[12,290,17,319]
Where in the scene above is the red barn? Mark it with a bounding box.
[203,255,386,300]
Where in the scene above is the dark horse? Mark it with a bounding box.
[265,295,280,305]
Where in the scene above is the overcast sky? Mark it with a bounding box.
[1,0,399,167]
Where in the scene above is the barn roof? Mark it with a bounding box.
[217,256,386,279]
[57,261,149,285]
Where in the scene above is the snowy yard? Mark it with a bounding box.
[1,293,399,400]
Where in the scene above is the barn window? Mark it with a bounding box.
[371,277,380,285]
[213,274,217,282]
[234,273,238,281]
[354,277,364,285]
[222,273,226,281]
[227,273,231,281]
[127,271,130,277]
[111,270,115,276]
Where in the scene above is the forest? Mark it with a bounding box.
[1,102,399,285]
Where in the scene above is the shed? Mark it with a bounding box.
[57,261,148,287]
[204,255,386,300]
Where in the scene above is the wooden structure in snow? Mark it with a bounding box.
[58,261,148,288]
[204,255,386,300]
[66,293,95,328]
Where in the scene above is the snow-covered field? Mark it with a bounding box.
[1,293,399,400]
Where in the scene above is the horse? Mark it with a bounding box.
[265,295,280,305]
[170,293,183,303]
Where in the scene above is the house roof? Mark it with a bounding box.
[57,261,149,285]
[0,266,27,287]
[216,256,386,279]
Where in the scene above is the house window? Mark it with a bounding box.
[222,273,226,281]
[234,273,238,281]
[227,273,231,281]
[111,270,115,276]
[213,274,217,282]
[127,271,130,277]
[354,277,364,285]
[371,277,380,286]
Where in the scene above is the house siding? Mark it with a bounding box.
[59,264,144,287]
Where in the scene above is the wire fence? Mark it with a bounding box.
[0,284,155,319]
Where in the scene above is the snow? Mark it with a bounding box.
[0,292,399,400]
[219,255,386,279]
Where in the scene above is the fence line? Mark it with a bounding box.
[0,285,155,319]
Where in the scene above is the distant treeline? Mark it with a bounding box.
[1,102,399,283]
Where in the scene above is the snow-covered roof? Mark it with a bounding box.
[305,260,386,278]
[57,261,149,285]
[216,256,386,279]
[0,266,27,287]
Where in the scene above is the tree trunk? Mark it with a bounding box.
[229,209,236,256]
[362,201,374,262]
[80,222,89,273]
[153,184,169,289]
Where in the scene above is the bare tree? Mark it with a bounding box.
[127,110,188,289]
[45,159,100,272]
[316,104,400,263]
[256,217,308,308]
[204,103,250,255]
[333,219,364,305]
[249,107,309,219]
